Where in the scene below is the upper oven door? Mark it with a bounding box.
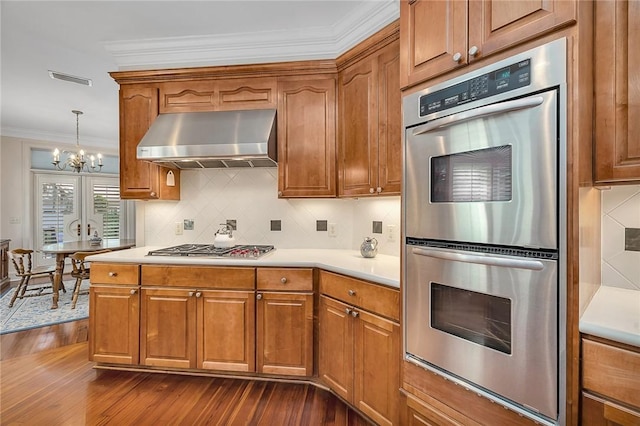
[405,90,558,249]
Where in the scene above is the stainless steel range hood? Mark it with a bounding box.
[137,109,277,169]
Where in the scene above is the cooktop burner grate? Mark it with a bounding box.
[147,244,275,258]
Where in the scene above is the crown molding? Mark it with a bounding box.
[105,1,399,70]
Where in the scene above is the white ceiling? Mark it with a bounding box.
[1,0,398,152]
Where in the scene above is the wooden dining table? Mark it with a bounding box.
[41,239,136,309]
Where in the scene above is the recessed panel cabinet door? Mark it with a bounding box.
[319,295,353,402]
[89,286,139,365]
[594,0,640,183]
[277,78,337,198]
[198,290,255,372]
[140,288,196,369]
[256,292,313,376]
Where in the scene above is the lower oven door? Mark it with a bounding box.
[405,244,558,420]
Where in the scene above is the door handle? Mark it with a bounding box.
[411,247,545,271]
[412,96,544,136]
[87,223,91,236]
[77,223,81,237]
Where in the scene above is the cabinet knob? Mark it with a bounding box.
[376,187,382,193]
[280,277,287,284]
[278,191,283,197]
[108,272,118,277]
[188,291,194,297]
[348,289,356,296]
[468,45,479,57]
[195,292,202,298]
[369,188,375,194]
[150,191,157,197]
[257,293,263,300]
[452,52,462,62]
[351,310,359,318]
[130,289,137,295]
[345,308,352,315]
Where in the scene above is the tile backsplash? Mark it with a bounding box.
[142,168,401,256]
[601,185,640,291]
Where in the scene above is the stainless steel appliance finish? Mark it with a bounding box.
[137,109,277,168]
[402,39,567,425]
[147,244,275,258]
[406,242,558,419]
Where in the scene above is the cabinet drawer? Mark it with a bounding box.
[582,338,640,408]
[90,263,140,285]
[141,265,255,289]
[319,270,399,321]
[257,268,313,291]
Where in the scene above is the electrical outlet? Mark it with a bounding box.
[328,223,337,238]
[387,224,396,242]
[175,222,183,235]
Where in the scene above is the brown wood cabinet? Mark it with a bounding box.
[319,271,400,426]
[89,263,141,365]
[399,0,577,88]
[159,77,277,113]
[139,265,256,372]
[256,268,314,376]
[0,239,10,290]
[594,0,640,184]
[401,390,481,426]
[119,86,180,200]
[581,336,640,424]
[338,39,401,197]
[277,77,337,198]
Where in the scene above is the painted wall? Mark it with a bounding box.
[142,168,401,256]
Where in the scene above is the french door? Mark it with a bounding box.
[34,173,134,267]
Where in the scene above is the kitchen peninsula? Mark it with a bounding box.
[86,247,401,425]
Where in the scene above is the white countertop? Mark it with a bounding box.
[87,247,400,288]
[580,286,640,348]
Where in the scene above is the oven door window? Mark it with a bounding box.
[431,283,512,354]
[431,145,512,203]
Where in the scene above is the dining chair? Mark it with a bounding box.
[7,248,63,308]
[69,249,111,309]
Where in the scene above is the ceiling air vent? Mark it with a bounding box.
[48,70,93,87]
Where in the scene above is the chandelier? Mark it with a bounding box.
[52,110,103,173]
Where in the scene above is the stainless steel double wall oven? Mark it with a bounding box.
[402,39,567,425]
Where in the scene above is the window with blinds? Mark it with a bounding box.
[431,146,512,203]
[92,183,121,239]
[41,182,75,244]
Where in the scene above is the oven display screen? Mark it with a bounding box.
[430,145,512,203]
[431,283,512,354]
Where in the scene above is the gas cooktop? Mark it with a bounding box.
[147,244,275,258]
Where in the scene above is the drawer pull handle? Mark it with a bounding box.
[108,272,118,277]
[348,289,356,296]
[281,277,287,284]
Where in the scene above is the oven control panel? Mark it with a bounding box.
[419,58,531,116]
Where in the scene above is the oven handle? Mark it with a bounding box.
[411,247,545,271]
[412,96,544,136]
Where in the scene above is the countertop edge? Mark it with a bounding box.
[87,247,400,289]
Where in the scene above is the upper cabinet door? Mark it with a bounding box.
[468,0,576,62]
[594,0,640,184]
[277,77,337,198]
[399,0,468,88]
[400,0,576,89]
[119,87,180,200]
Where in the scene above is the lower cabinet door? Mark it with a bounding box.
[89,285,140,365]
[354,308,400,426]
[140,288,196,369]
[581,392,640,426]
[198,290,255,372]
[256,291,313,376]
[319,295,354,402]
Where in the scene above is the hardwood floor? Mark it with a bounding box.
[0,320,369,425]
